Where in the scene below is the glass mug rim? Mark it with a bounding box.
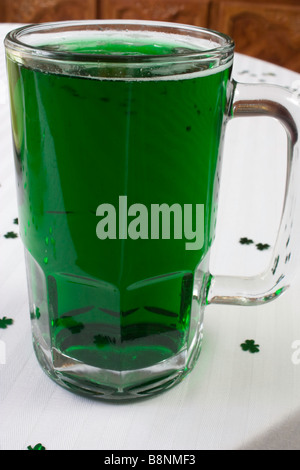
[4,19,235,65]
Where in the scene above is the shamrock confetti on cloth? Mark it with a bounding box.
[0,317,13,329]
[240,339,260,353]
[239,237,254,245]
[4,231,18,239]
[27,443,46,451]
[239,237,270,251]
[256,243,270,251]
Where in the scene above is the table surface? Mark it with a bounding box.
[1,23,300,451]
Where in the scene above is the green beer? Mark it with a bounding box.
[6,31,232,396]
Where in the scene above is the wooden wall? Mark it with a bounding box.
[0,0,299,72]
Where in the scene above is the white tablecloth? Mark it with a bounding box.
[1,23,300,451]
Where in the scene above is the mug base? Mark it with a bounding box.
[31,327,203,400]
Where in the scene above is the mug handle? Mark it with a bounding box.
[207,80,300,306]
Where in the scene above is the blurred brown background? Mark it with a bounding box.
[0,0,299,72]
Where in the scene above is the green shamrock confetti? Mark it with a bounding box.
[27,443,46,450]
[256,243,270,251]
[239,237,254,245]
[4,231,18,239]
[240,339,260,353]
[13,218,19,225]
[54,316,84,334]
[0,317,13,329]
[94,334,116,349]
[239,237,271,251]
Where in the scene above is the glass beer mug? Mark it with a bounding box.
[4,20,300,399]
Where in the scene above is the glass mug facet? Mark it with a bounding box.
[4,20,300,399]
